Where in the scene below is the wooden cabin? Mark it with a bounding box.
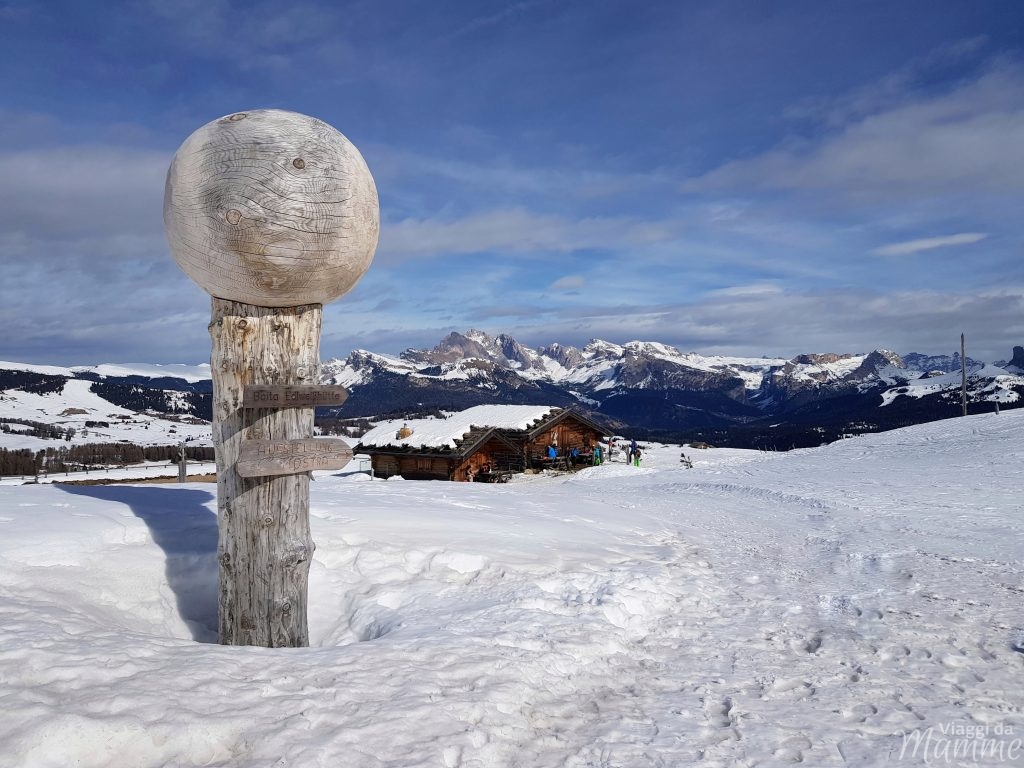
[355,405,612,481]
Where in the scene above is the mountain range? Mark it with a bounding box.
[2,330,1021,449]
[319,330,1023,447]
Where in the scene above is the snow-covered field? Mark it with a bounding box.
[0,378,211,451]
[1,413,1022,767]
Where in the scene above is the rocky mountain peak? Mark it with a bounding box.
[847,350,906,380]
[1006,345,1024,372]
[582,339,624,360]
[402,331,492,365]
[539,342,585,370]
[792,352,852,366]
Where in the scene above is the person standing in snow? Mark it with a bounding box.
[593,445,603,465]
[628,438,638,464]
[633,448,642,467]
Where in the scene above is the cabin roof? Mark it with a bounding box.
[355,404,613,457]
[357,405,559,450]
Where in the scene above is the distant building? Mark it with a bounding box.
[355,405,612,481]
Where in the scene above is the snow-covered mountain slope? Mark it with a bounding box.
[0,370,211,453]
[318,330,1024,439]
[1,411,1021,766]
[378,330,786,393]
[0,360,212,383]
[4,331,1023,451]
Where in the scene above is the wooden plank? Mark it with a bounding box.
[237,438,353,478]
[242,384,349,409]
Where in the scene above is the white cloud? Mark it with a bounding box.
[685,63,1024,201]
[463,286,1024,363]
[707,283,784,298]
[378,208,683,262]
[549,275,586,291]
[872,232,988,256]
[0,145,169,240]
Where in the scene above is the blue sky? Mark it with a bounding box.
[2,0,1023,364]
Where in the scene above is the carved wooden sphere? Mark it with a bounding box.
[164,109,378,307]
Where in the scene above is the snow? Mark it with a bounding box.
[358,405,557,449]
[880,367,1024,406]
[0,360,211,383]
[0,461,217,486]
[783,354,868,383]
[77,363,213,383]
[0,360,77,377]
[0,378,211,450]
[1,413,1023,766]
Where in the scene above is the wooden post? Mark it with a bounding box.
[961,332,968,417]
[163,109,379,647]
[211,300,322,647]
[178,441,187,483]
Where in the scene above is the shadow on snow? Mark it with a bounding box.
[58,484,219,644]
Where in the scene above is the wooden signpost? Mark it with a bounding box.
[164,109,378,647]
[237,438,353,478]
[242,384,349,409]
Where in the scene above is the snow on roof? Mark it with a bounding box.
[358,405,558,449]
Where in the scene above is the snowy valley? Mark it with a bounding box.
[0,411,1021,766]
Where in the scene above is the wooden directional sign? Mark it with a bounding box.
[236,438,353,478]
[243,384,348,409]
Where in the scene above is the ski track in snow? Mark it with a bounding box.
[0,413,1022,766]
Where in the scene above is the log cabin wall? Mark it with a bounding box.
[367,413,610,480]
[526,419,605,463]
[371,454,453,480]
[398,455,452,480]
[453,436,523,480]
[372,454,399,478]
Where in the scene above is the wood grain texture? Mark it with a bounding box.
[236,438,353,478]
[210,298,322,647]
[165,109,378,307]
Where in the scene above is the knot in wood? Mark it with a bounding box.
[217,551,232,568]
[292,157,305,169]
[281,601,292,613]
[280,545,310,568]
[262,514,275,527]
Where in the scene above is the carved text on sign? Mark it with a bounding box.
[237,438,353,478]
[242,385,349,409]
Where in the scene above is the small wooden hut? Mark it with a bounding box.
[355,405,611,481]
